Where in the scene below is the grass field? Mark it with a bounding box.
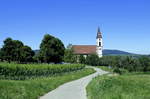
[87,73,150,99]
[0,68,95,99]
[97,66,113,72]
[0,63,95,99]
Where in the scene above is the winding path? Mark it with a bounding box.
[40,66,108,99]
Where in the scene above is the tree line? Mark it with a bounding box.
[0,34,65,63]
[0,34,150,73]
[63,46,150,73]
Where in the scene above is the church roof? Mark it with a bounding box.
[72,45,96,55]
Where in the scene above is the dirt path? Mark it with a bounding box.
[40,66,108,99]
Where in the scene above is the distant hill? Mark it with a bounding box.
[103,49,139,56]
[34,49,139,56]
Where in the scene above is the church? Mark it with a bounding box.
[72,27,103,57]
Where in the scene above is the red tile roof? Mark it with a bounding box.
[72,45,96,55]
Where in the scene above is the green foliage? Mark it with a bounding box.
[39,34,65,63]
[20,46,35,62]
[0,63,85,80]
[139,56,150,72]
[79,55,86,64]
[1,38,15,62]
[0,68,95,99]
[88,55,150,73]
[0,49,3,61]
[63,44,77,63]
[1,38,34,63]
[87,74,150,99]
[113,68,128,75]
[86,54,100,66]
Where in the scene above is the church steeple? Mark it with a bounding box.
[96,27,102,39]
[96,27,103,57]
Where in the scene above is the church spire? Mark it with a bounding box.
[98,27,100,32]
[96,27,102,38]
[96,27,103,57]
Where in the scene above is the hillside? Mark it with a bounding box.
[34,49,138,56]
[103,49,138,56]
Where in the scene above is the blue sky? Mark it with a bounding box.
[0,0,150,54]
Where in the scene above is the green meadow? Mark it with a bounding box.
[0,63,95,99]
[87,67,150,99]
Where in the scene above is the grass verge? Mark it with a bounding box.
[87,73,150,99]
[0,68,95,99]
[97,66,113,72]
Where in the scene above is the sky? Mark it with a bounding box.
[0,0,150,54]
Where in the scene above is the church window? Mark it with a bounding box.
[99,42,101,46]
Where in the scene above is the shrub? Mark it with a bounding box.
[113,68,128,75]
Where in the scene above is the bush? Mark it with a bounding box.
[113,68,128,75]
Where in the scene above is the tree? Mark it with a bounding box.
[139,56,150,72]
[63,44,77,63]
[122,56,136,72]
[0,48,3,61]
[20,45,35,63]
[1,37,34,63]
[13,40,24,62]
[86,54,99,66]
[79,55,86,64]
[39,34,65,63]
[1,38,14,62]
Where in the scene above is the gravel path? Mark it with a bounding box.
[40,66,108,99]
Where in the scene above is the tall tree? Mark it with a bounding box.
[13,40,24,62]
[0,48,3,61]
[20,45,35,62]
[1,37,34,63]
[39,34,65,63]
[1,38,14,62]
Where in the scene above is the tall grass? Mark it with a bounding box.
[87,74,150,99]
[0,68,95,99]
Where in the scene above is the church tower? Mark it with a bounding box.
[96,27,103,57]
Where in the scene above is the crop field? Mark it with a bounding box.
[0,63,95,99]
[0,63,85,80]
[87,73,150,99]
